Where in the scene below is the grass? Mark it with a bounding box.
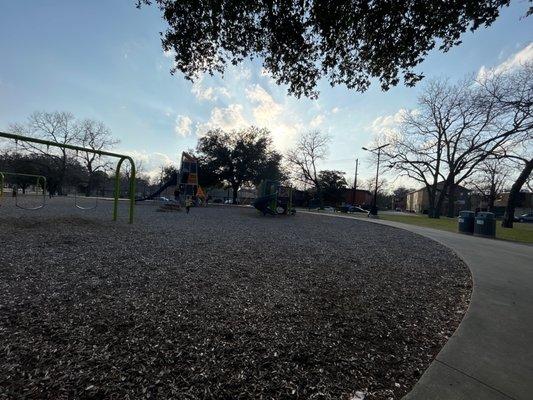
[377,213,533,244]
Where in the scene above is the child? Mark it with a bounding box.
[185,196,192,214]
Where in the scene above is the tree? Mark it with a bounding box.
[317,170,347,205]
[197,127,283,203]
[137,0,525,98]
[160,165,179,185]
[76,119,119,196]
[365,177,390,209]
[477,64,533,228]
[9,111,78,195]
[286,130,329,200]
[384,67,532,218]
[469,159,511,211]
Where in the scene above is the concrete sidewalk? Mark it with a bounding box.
[302,211,533,400]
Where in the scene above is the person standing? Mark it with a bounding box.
[185,196,192,214]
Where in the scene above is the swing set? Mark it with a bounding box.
[0,131,137,223]
[0,172,47,210]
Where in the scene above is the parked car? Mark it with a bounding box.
[158,196,170,202]
[338,205,367,213]
[322,206,335,213]
[518,212,533,223]
[224,199,240,205]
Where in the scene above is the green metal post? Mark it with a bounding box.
[1,131,136,223]
[0,172,4,197]
[113,157,136,224]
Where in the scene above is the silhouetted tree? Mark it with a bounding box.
[76,119,119,196]
[286,130,330,200]
[137,0,526,97]
[318,170,347,205]
[197,127,283,203]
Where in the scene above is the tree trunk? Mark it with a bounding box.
[502,158,533,228]
[85,175,93,197]
[447,183,455,218]
[232,183,239,204]
[427,188,436,218]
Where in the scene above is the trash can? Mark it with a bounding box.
[474,212,496,238]
[458,210,475,234]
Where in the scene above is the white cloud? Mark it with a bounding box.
[368,108,419,144]
[310,114,325,127]
[175,115,192,137]
[331,107,340,114]
[120,150,178,182]
[246,84,283,124]
[196,104,248,135]
[191,76,231,102]
[478,42,533,79]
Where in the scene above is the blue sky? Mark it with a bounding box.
[0,1,531,184]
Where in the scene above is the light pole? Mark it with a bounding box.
[352,158,358,205]
[362,143,389,216]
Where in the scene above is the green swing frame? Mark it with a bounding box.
[0,131,136,223]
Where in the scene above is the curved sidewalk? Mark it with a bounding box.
[302,211,533,400]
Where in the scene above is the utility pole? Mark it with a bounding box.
[352,158,358,205]
[362,143,390,216]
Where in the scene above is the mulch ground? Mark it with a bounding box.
[0,200,471,399]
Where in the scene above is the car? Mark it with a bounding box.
[158,196,170,202]
[322,206,335,213]
[518,212,533,223]
[224,199,240,205]
[338,205,367,213]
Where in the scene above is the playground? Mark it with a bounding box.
[0,198,471,399]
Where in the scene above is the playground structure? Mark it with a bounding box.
[0,131,136,223]
[253,180,295,216]
[0,171,47,210]
[178,152,206,204]
[137,151,206,208]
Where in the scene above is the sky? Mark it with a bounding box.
[0,1,531,185]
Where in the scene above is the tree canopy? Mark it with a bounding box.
[137,0,526,97]
[196,127,283,202]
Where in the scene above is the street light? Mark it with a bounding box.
[362,143,390,217]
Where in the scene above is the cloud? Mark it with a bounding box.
[120,149,178,182]
[331,107,340,114]
[246,84,283,124]
[478,42,533,79]
[191,76,231,102]
[310,114,325,127]
[196,104,248,135]
[368,109,419,144]
[175,115,192,137]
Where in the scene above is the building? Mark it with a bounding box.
[495,191,533,216]
[406,182,469,215]
[341,188,373,207]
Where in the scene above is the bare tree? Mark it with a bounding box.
[469,158,511,211]
[286,131,330,201]
[478,64,533,228]
[9,111,78,195]
[76,119,119,196]
[385,67,532,218]
[383,81,454,218]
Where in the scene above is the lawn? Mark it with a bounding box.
[378,213,533,244]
